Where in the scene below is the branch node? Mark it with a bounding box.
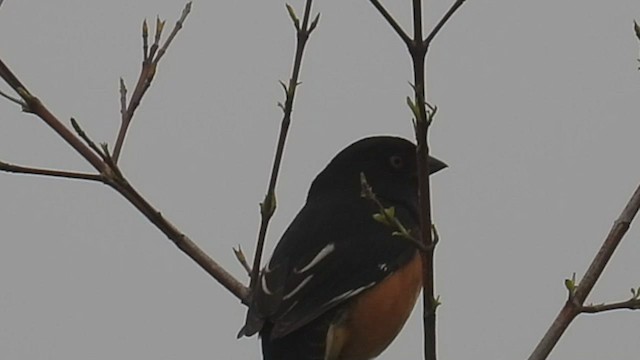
[15,87,37,113]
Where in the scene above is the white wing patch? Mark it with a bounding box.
[326,281,376,306]
[293,243,335,274]
[264,257,275,274]
[261,274,273,295]
[279,300,299,319]
[283,274,315,300]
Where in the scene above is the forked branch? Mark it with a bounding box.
[112,2,192,163]
[367,1,468,360]
[0,2,250,304]
[528,182,640,360]
[0,161,103,182]
[424,0,467,47]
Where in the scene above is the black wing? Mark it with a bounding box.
[243,194,418,339]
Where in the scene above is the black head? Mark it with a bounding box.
[308,136,446,204]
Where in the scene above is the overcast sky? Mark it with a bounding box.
[1,1,640,359]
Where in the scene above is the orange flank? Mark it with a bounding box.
[327,252,423,359]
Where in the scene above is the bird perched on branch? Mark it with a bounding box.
[239,136,447,359]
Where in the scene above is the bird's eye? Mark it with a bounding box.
[389,155,404,169]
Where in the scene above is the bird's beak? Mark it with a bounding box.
[427,156,448,174]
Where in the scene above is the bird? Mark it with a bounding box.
[238,136,447,359]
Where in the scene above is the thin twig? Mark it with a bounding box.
[0,59,106,172]
[149,17,164,61]
[424,0,468,47]
[0,87,26,107]
[0,161,103,182]
[70,117,107,160]
[104,168,250,303]
[248,0,319,296]
[155,2,192,64]
[412,0,424,44]
[528,181,640,360]
[368,0,411,46]
[233,246,253,277]
[112,2,191,163]
[360,172,428,251]
[579,299,640,314]
[0,58,26,93]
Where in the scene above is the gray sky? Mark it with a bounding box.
[1,1,639,359]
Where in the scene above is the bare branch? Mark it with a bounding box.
[405,2,439,359]
[248,0,319,296]
[155,1,192,63]
[148,17,165,61]
[0,4,250,305]
[369,1,469,359]
[100,159,250,303]
[70,117,107,160]
[566,280,640,314]
[579,299,640,314]
[0,60,106,172]
[368,0,411,46]
[0,161,103,182]
[529,181,640,360]
[411,0,424,43]
[112,2,192,163]
[424,0,468,47]
[0,68,250,304]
